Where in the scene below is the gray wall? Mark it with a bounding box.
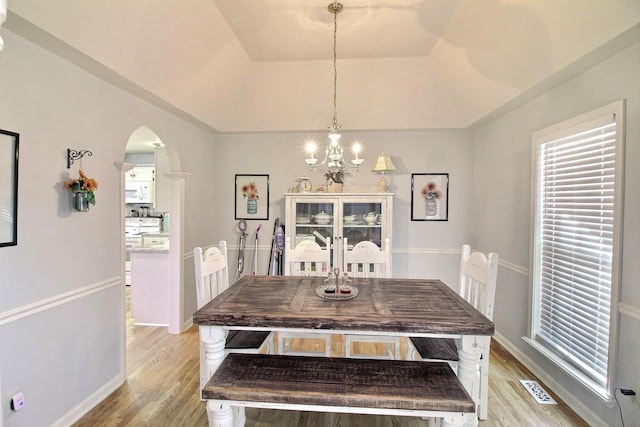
[0,29,218,427]
[211,129,473,286]
[472,42,640,427]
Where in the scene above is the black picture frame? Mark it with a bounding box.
[0,129,19,247]
[411,173,449,221]
[235,174,269,220]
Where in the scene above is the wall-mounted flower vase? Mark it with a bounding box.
[73,191,90,212]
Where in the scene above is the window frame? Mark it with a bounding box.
[528,100,625,400]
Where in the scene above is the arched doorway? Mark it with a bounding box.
[123,126,184,334]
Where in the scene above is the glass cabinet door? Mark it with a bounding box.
[285,192,393,272]
[342,200,384,249]
[292,199,336,249]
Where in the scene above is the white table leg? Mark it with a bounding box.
[232,407,246,427]
[206,400,234,427]
[200,326,227,394]
[478,336,491,420]
[442,412,468,427]
[457,335,481,427]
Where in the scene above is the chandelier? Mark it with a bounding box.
[305,2,364,174]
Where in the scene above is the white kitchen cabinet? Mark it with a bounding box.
[130,248,169,326]
[141,233,169,249]
[127,165,155,182]
[284,191,393,271]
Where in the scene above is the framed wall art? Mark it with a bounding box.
[411,173,449,221]
[235,174,269,220]
[0,129,19,247]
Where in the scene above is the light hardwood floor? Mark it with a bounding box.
[73,289,588,427]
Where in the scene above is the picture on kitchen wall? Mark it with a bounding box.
[411,173,449,221]
[235,174,269,220]
[0,129,19,247]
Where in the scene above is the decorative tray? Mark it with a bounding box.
[315,285,359,301]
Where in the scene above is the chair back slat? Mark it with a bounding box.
[284,236,331,277]
[194,241,230,309]
[458,244,499,320]
[343,238,391,278]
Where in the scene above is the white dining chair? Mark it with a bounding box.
[343,238,400,360]
[280,236,332,357]
[283,236,331,276]
[406,244,499,421]
[194,241,272,391]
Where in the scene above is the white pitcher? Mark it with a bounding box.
[364,212,379,224]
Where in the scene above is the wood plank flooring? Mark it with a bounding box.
[72,288,588,426]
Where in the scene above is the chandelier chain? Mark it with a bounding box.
[332,3,339,129]
[304,2,363,173]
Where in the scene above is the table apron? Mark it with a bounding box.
[209,325,490,340]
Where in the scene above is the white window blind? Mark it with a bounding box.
[532,102,623,395]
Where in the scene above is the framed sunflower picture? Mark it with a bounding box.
[235,174,269,220]
[411,173,449,221]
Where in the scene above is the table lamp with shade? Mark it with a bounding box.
[371,154,396,192]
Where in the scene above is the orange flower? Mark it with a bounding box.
[66,170,98,205]
[241,182,259,200]
[421,182,441,200]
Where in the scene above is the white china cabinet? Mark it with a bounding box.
[284,191,393,271]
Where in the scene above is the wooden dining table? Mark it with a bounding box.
[193,274,494,426]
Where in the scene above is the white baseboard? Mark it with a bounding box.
[493,332,608,427]
[51,374,125,427]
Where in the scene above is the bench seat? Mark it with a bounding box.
[203,353,474,418]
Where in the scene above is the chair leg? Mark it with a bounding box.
[406,340,416,360]
[265,332,275,355]
[479,352,489,419]
[325,334,332,356]
[345,335,400,360]
[278,332,331,357]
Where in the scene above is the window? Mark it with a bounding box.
[530,100,624,398]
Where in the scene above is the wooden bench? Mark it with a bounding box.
[202,353,475,427]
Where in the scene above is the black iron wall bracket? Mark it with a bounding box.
[67,149,92,168]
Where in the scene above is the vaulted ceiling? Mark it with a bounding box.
[5,1,640,133]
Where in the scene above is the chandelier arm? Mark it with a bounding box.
[308,146,331,171]
[341,160,362,170]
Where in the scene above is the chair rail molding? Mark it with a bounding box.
[618,302,640,321]
[0,277,120,326]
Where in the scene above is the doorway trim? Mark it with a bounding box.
[166,172,190,334]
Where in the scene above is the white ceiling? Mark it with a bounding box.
[213,0,459,61]
[5,1,640,136]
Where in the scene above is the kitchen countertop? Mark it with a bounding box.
[128,247,169,253]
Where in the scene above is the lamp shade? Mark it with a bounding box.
[371,154,396,173]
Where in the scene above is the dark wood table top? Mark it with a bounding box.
[193,275,494,336]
